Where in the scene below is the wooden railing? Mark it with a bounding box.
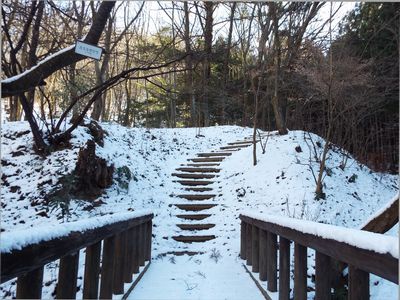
[240,213,398,300]
[1,212,154,299]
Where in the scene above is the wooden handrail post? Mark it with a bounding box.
[294,243,307,300]
[139,223,146,267]
[246,223,253,266]
[348,265,370,300]
[145,220,152,261]
[259,229,268,281]
[267,232,277,292]
[252,226,260,272]
[113,233,125,294]
[240,221,247,260]
[279,237,290,300]
[124,228,134,283]
[99,235,115,299]
[83,241,102,299]
[57,252,79,299]
[315,251,331,300]
[16,266,43,299]
[132,225,140,274]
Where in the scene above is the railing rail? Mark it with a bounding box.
[1,211,154,299]
[240,213,398,300]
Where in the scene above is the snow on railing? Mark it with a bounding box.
[1,211,154,299]
[239,212,398,300]
[242,212,398,258]
[1,210,152,253]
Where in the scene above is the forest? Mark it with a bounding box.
[2,1,398,172]
[1,2,399,299]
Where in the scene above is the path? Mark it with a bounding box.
[127,136,267,300]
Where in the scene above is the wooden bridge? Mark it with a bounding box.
[1,211,397,299]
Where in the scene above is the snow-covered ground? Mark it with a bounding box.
[1,121,398,299]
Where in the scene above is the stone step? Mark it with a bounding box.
[172,235,216,243]
[176,214,211,220]
[175,180,214,186]
[189,157,225,163]
[172,173,216,179]
[174,203,217,211]
[177,194,216,200]
[175,167,220,173]
[185,163,221,167]
[176,223,215,230]
[197,152,232,157]
[220,144,250,150]
[184,187,214,192]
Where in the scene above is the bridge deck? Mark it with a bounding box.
[126,254,267,300]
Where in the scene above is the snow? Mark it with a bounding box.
[0,210,152,253]
[241,212,398,258]
[1,122,398,299]
[1,45,75,83]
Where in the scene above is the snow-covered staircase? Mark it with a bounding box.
[170,138,257,244]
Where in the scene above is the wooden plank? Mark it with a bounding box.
[267,232,277,292]
[177,223,215,230]
[242,263,273,300]
[279,237,290,300]
[252,226,260,273]
[246,223,253,266]
[99,236,115,299]
[175,167,220,173]
[259,229,268,281]
[171,173,216,179]
[240,222,247,260]
[175,180,214,186]
[113,233,125,294]
[172,235,216,242]
[188,157,225,163]
[294,243,307,300]
[122,262,151,300]
[1,213,153,283]
[176,214,212,220]
[16,266,43,299]
[348,265,370,300]
[57,252,79,299]
[197,152,232,157]
[174,204,217,211]
[177,194,216,200]
[315,251,331,300]
[239,215,398,283]
[83,241,101,299]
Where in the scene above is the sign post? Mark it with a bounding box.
[75,41,103,60]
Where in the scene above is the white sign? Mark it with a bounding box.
[75,41,103,60]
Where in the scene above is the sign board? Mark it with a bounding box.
[75,41,103,60]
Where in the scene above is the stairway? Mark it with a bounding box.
[170,137,259,244]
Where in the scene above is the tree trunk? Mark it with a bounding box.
[184,2,196,127]
[271,3,288,135]
[91,14,114,121]
[202,1,213,127]
[221,3,236,124]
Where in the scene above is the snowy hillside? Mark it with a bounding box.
[1,120,398,299]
